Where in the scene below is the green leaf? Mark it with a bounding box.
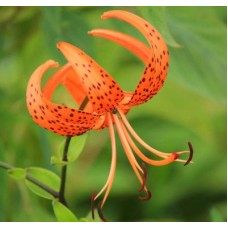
[41,7,94,64]
[66,134,88,162]
[50,155,67,166]
[138,6,181,47]
[52,200,78,222]
[25,167,60,200]
[7,168,26,180]
[165,7,226,104]
[52,133,88,165]
[210,208,225,222]
[79,210,102,222]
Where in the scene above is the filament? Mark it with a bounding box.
[138,163,147,192]
[113,113,143,180]
[121,120,178,166]
[113,113,151,198]
[118,108,190,162]
[118,108,170,158]
[94,113,117,208]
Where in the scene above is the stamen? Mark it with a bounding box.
[94,113,117,208]
[98,201,108,222]
[184,142,194,166]
[121,121,178,166]
[138,189,152,201]
[113,114,144,180]
[118,108,191,164]
[91,192,96,220]
[117,108,172,158]
[139,163,147,192]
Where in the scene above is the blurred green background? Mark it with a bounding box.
[0,6,226,222]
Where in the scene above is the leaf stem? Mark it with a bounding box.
[0,161,14,170]
[0,161,59,199]
[26,174,59,198]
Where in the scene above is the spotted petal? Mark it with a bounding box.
[43,63,93,113]
[26,60,99,136]
[91,10,170,106]
[57,42,124,114]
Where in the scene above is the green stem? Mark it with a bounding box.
[58,136,72,206]
[0,161,13,170]
[79,97,89,110]
[26,174,59,198]
[58,96,89,206]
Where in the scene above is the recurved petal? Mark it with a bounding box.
[57,41,124,114]
[88,29,150,63]
[101,10,170,106]
[26,60,99,136]
[101,10,164,48]
[43,63,93,112]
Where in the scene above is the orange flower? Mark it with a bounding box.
[26,10,193,220]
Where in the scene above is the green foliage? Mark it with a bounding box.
[51,133,88,165]
[41,7,94,64]
[7,168,26,180]
[52,200,78,222]
[210,207,225,222]
[166,7,226,104]
[138,7,181,47]
[0,6,226,222]
[25,167,60,200]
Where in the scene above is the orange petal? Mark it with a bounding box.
[101,10,169,106]
[57,41,124,114]
[43,63,93,113]
[88,29,150,63]
[26,60,99,136]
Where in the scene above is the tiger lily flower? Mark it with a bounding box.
[26,10,193,220]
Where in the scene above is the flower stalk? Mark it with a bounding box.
[59,135,71,206]
[58,96,89,206]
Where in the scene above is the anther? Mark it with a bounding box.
[91,192,96,220]
[139,163,147,192]
[184,142,194,166]
[138,189,152,201]
[98,201,108,222]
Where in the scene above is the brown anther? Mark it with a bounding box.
[139,163,147,192]
[138,189,152,201]
[184,142,194,166]
[98,201,108,222]
[91,192,96,220]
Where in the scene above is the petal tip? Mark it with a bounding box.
[45,60,59,68]
[87,30,93,36]
[101,10,128,20]
[56,41,65,49]
[100,12,107,19]
[101,10,117,19]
